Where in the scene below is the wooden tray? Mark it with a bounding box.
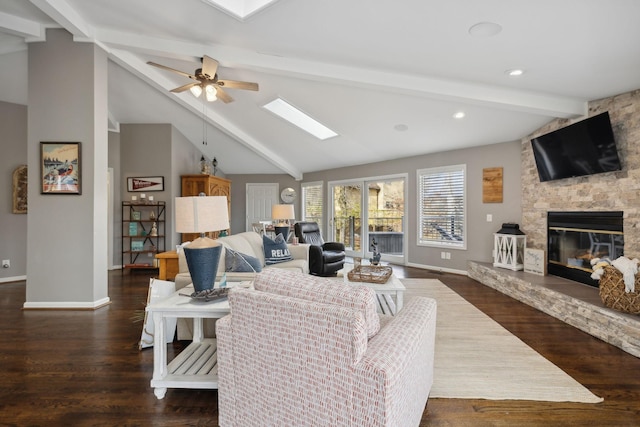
[347,265,393,284]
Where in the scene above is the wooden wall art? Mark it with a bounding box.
[482,167,503,203]
[12,165,27,214]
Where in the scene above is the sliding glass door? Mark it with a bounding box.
[330,175,406,264]
[366,178,405,264]
[331,182,363,254]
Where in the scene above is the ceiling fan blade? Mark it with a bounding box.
[201,55,219,80]
[147,61,198,80]
[215,86,234,103]
[217,79,259,91]
[170,82,200,93]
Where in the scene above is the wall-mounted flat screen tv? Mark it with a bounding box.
[531,112,621,182]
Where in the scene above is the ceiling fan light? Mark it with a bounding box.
[205,85,217,102]
[190,85,203,97]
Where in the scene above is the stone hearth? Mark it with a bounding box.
[468,261,640,358]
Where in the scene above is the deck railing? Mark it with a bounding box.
[334,216,404,254]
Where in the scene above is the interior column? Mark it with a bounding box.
[25,29,109,308]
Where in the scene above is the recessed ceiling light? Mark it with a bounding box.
[394,124,408,132]
[506,69,525,77]
[453,111,466,119]
[468,22,502,37]
[263,98,338,140]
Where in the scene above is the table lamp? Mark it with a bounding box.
[271,204,295,241]
[175,195,229,292]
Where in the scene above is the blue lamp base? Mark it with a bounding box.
[184,244,222,292]
[274,225,289,242]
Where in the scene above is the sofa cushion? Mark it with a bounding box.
[263,233,293,265]
[254,269,380,338]
[225,248,263,273]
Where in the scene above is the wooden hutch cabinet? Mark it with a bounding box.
[180,174,231,242]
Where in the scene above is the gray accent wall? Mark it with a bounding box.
[26,29,109,306]
[0,101,27,281]
[117,123,208,265]
[229,140,523,273]
[225,174,300,235]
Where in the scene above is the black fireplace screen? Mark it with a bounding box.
[547,211,623,286]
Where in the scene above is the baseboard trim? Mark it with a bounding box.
[23,297,111,310]
[405,262,468,276]
[0,275,27,283]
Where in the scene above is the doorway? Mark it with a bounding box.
[329,174,406,264]
[246,183,279,231]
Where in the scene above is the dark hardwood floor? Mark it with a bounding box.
[1,266,639,426]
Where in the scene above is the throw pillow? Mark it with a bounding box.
[263,233,293,265]
[225,248,263,273]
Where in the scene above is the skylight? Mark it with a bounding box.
[201,0,279,20]
[263,98,338,140]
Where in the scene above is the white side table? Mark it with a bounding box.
[146,283,248,399]
[342,265,406,315]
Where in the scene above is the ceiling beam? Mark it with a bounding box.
[22,1,302,178]
[96,28,587,119]
[109,48,303,180]
[29,0,92,39]
[0,11,45,41]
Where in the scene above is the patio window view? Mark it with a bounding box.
[331,178,405,262]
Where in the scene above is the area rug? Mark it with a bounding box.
[401,278,603,403]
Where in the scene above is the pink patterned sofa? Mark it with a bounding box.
[216,269,437,427]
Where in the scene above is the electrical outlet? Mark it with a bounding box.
[487,214,493,222]
[2,259,9,268]
[441,252,446,259]
[446,252,451,260]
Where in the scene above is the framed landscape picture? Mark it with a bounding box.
[40,142,81,195]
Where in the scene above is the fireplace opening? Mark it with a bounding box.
[547,211,623,287]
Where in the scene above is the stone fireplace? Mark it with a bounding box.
[522,90,640,271]
[547,211,623,287]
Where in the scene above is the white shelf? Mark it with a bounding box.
[151,339,219,391]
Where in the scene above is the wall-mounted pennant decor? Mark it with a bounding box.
[127,176,164,192]
[41,142,81,195]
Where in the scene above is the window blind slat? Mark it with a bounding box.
[417,165,466,247]
[302,183,323,227]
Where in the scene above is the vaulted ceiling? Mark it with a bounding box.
[1,0,639,180]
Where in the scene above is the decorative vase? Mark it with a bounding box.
[370,253,381,266]
[370,238,381,265]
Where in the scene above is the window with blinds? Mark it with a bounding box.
[302,181,323,228]
[417,164,466,249]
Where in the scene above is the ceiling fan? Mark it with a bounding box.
[147,55,259,103]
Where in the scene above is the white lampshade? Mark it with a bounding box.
[190,85,203,97]
[175,196,229,234]
[205,85,217,102]
[272,204,295,223]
